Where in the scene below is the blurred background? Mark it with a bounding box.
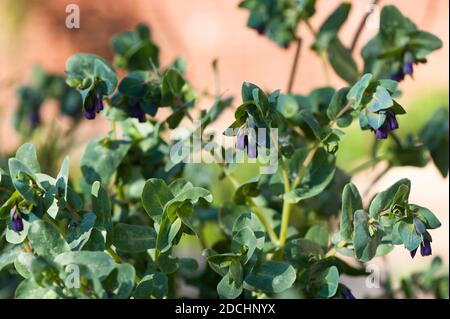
[0,0,448,297]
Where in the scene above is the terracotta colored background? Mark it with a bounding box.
[0,0,448,297]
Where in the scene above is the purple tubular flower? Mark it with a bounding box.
[391,71,405,82]
[11,212,24,232]
[129,102,146,122]
[420,238,432,256]
[84,96,97,120]
[84,109,96,120]
[403,63,414,76]
[94,96,104,113]
[342,287,356,299]
[373,110,399,140]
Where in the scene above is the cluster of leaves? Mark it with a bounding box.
[0,2,448,300]
[13,66,82,136]
[239,0,316,48]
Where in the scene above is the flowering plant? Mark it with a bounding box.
[0,2,447,299]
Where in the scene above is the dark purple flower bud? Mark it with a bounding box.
[84,109,96,120]
[387,111,399,130]
[11,212,24,232]
[84,96,97,120]
[94,96,104,113]
[343,289,356,299]
[29,110,40,129]
[403,63,413,76]
[420,238,432,256]
[129,102,146,122]
[390,71,405,82]
[374,127,389,139]
[373,110,399,140]
[410,247,418,259]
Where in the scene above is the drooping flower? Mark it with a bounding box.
[410,218,433,258]
[390,52,415,82]
[341,286,356,299]
[129,101,146,123]
[11,211,24,232]
[372,110,399,140]
[84,91,104,120]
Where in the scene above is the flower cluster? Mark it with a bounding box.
[391,52,415,82]
[84,90,105,120]
[410,217,433,258]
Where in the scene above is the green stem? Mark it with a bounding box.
[225,171,279,244]
[347,155,387,175]
[106,246,123,263]
[278,102,354,248]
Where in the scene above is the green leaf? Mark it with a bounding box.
[118,71,151,98]
[398,220,422,251]
[161,69,185,96]
[91,181,112,231]
[231,226,257,265]
[347,73,373,110]
[134,272,168,299]
[353,210,382,262]
[299,110,322,139]
[340,183,363,241]
[327,37,359,84]
[314,266,339,298]
[81,138,131,186]
[233,181,260,205]
[366,86,393,112]
[420,108,449,177]
[327,87,350,121]
[305,225,329,249]
[313,3,352,52]
[102,263,136,299]
[156,217,182,254]
[142,178,173,223]
[15,279,59,299]
[67,212,96,251]
[112,223,156,253]
[8,158,38,205]
[14,252,37,278]
[369,179,411,218]
[0,245,23,272]
[28,220,70,256]
[244,260,296,294]
[411,204,441,229]
[54,251,115,279]
[284,148,336,203]
[15,143,40,174]
[217,271,243,299]
[284,239,323,267]
[66,53,118,94]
